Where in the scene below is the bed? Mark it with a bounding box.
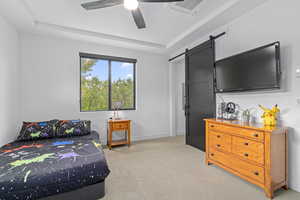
[0,131,110,200]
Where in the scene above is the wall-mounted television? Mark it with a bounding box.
[215,42,281,93]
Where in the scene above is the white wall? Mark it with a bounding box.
[170,0,300,192]
[0,15,20,146]
[20,33,170,144]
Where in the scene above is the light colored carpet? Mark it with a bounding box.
[102,136,299,200]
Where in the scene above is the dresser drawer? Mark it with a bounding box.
[208,123,264,142]
[232,137,264,154]
[209,131,231,152]
[209,149,264,183]
[112,122,128,130]
[232,148,264,165]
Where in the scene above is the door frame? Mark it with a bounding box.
[169,58,186,137]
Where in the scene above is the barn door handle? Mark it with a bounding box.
[182,83,186,111]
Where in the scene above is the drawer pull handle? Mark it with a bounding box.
[216,144,221,148]
[210,153,214,156]
[217,135,221,138]
[254,172,259,176]
[244,143,249,146]
[244,153,249,157]
[253,133,259,137]
[210,125,215,128]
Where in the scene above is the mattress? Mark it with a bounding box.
[0,131,110,200]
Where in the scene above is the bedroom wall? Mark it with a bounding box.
[169,0,300,191]
[0,15,20,146]
[19,33,170,144]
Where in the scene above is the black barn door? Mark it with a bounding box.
[185,39,215,151]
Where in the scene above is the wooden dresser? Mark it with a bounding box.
[204,119,288,199]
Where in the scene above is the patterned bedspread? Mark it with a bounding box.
[0,131,110,200]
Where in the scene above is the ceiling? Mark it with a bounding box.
[0,0,269,53]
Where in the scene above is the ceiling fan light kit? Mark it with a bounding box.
[124,0,139,10]
[81,0,184,29]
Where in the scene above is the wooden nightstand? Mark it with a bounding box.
[107,120,131,150]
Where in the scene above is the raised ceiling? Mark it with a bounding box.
[0,0,269,53]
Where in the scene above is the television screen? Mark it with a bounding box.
[215,42,281,93]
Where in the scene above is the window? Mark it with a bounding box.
[80,53,136,111]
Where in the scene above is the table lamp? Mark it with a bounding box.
[112,101,123,120]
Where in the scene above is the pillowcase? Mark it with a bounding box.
[17,120,59,141]
[55,120,91,137]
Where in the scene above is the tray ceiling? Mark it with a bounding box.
[0,0,269,53]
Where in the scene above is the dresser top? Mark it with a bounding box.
[204,118,287,132]
[108,119,131,123]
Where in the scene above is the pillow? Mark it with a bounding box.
[55,120,91,137]
[17,120,59,141]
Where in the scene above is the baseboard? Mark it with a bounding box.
[132,132,170,142]
[289,182,300,193]
[99,132,171,145]
[176,131,185,136]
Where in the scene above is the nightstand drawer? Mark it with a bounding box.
[113,122,128,130]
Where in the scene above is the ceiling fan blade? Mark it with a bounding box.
[131,8,146,29]
[81,0,123,10]
[139,0,184,2]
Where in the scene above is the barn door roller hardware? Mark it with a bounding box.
[168,32,226,62]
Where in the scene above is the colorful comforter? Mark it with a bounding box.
[0,131,110,200]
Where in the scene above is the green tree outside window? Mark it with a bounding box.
[80,55,136,111]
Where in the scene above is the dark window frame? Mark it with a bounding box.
[79,52,137,112]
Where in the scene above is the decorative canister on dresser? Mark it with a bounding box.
[204,118,288,199]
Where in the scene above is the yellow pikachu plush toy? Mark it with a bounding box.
[259,104,280,126]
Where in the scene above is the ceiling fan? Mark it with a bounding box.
[81,0,184,29]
